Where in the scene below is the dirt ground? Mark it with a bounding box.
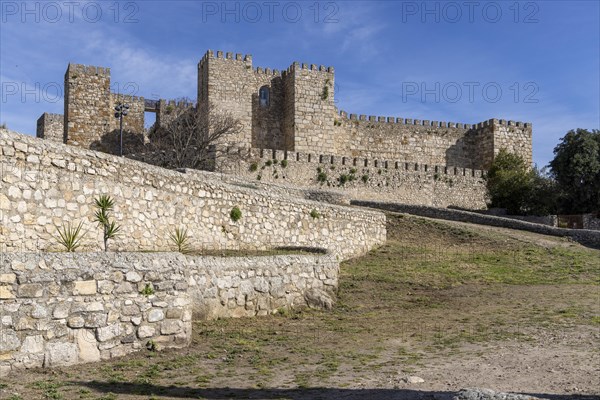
[1,213,598,400]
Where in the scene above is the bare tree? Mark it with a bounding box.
[150,101,244,170]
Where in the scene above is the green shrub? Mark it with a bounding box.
[281,159,288,168]
[230,206,242,222]
[321,84,329,100]
[338,174,350,185]
[310,209,321,219]
[265,160,272,167]
[317,171,328,183]
[249,163,258,172]
[361,174,369,183]
[140,283,154,296]
[350,168,357,174]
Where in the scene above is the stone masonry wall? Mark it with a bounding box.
[198,51,336,153]
[36,113,64,143]
[288,63,336,154]
[64,64,146,155]
[219,148,488,210]
[0,129,386,260]
[583,214,600,231]
[0,251,338,376]
[64,64,111,149]
[331,113,532,170]
[198,51,283,150]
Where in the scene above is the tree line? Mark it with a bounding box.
[486,129,600,216]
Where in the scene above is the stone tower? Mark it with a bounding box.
[63,63,146,154]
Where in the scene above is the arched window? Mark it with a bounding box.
[259,86,270,107]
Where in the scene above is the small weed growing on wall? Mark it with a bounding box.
[169,227,190,253]
[249,163,258,172]
[146,340,157,351]
[165,105,174,114]
[141,283,155,296]
[434,173,440,181]
[281,159,288,168]
[317,171,328,183]
[378,169,382,175]
[230,206,242,222]
[265,160,272,167]
[317,167,322,173]
[273,159,278,165]
[55,221,86,252]
[333,119,342,127]
[362,174,369,183]
[93,195,121,252]
[310,209,321,219]
[338,174,350,186]
[330,165,335,170]
[256,174,262,180]
[350,168,357,174]
[321,79,329,100]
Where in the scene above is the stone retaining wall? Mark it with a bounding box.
[0,252,338,376]
[0,129,386,260]
[353,201,600,249]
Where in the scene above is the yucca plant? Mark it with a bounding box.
[169,227,190,253]
[56,221,85,252]
[93,195,121,252]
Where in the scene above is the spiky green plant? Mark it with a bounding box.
[169,227,190,253]
[93,195,121,252]
[55,221,85,252]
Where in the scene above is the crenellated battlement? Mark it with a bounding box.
[112,93,145,103]
[66,63,110,77]
[253,66,281,76]
[165,99,194,108]
[244,147,486,179]
[200,49,252,66]
[335,110,531,131]
[285,61,334,75]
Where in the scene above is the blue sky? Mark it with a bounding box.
[1,0,598,167]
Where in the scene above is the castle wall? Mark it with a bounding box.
[0,251,338,375]
[36,113,64,143]
[490,119,533,167]
[64,64,147,155]
[219,148,488,210]
[198,51,259,149]
[287,63,336,153]
[107,93,146,154]
[64,64,111,149]
[331,114,532,170]
[0,129,386,260]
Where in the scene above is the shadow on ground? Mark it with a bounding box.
[76,382,600,400]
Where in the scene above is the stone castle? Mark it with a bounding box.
[36,49,533,209]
